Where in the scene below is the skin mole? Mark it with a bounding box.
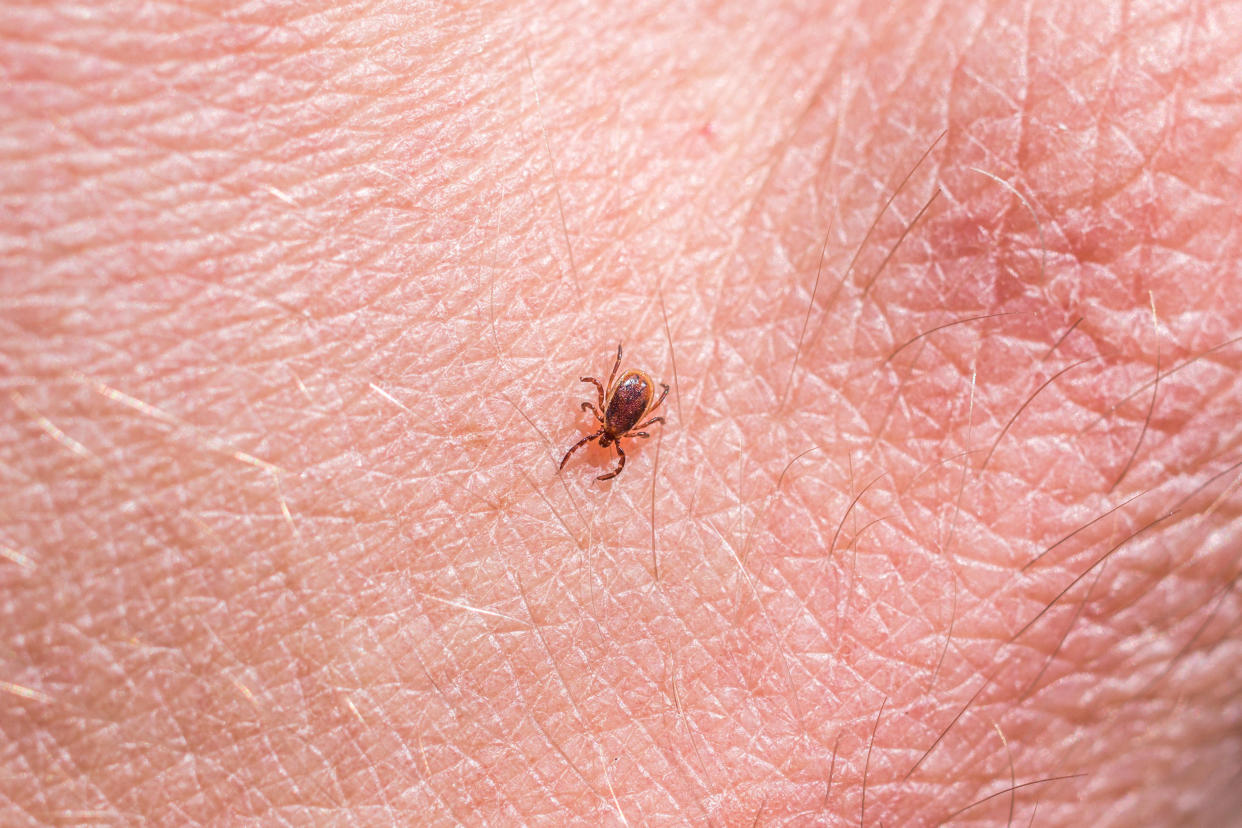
[559,343,670,481]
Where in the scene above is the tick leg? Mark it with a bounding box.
[646,383,670,415]
[633,415,665,430]
[559,429,603,471]
[597,441,625,481]
[606,344,622,392]
[580,401,603,422]
[579,376,605,412]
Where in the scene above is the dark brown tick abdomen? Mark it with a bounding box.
[605,371,653,435]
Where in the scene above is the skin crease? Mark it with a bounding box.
[2,0,1242,824]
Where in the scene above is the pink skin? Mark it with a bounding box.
[3,0,1242,824]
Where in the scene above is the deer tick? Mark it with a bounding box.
[559,344,669,481]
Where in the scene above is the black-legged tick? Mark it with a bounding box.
[559,344,669,481]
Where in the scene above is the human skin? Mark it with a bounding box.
[3,0,1242,824]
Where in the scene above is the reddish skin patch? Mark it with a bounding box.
[559,344,670,481]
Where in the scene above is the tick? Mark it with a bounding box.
[559,344,669,481]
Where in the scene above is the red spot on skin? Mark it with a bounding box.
[678,120,718,159]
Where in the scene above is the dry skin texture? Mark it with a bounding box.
[3,0,1242,825]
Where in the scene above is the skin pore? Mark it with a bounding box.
[3,0,1242,824]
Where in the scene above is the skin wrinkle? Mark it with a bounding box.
[4,0,1242,825]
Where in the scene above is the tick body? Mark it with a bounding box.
[559,344,669,481]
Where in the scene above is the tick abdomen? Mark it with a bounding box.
[605,371,654,434]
